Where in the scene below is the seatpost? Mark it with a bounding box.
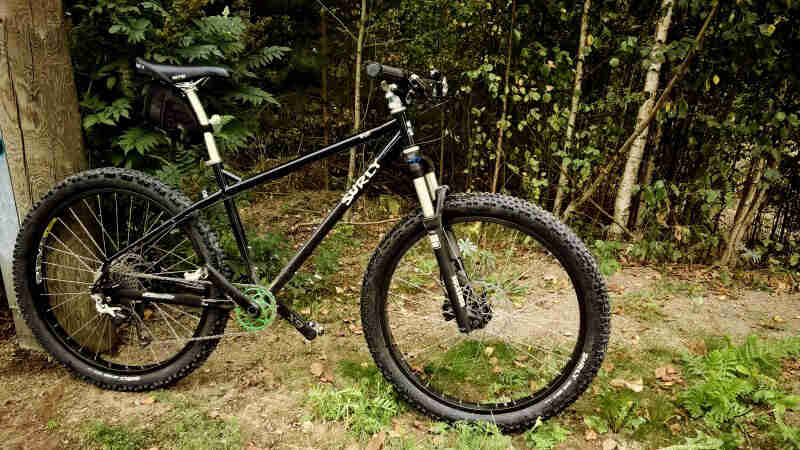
[177,79,222,166]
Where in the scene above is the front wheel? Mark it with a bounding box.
[360,193,610,430]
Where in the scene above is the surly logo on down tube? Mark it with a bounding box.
[341,161,380,205]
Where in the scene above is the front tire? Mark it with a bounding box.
[360,193,610,430]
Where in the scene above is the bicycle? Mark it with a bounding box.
[12,58,610,430]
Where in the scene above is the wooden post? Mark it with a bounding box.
[0,0,88,349]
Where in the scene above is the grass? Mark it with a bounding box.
[84,422,150,450]
[614,279,708,322]
[306,367,405,439]
[82,393,242,450]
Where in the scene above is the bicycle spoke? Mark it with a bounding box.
[42,277,93,285]
[130,309,161,362]
[127,195,133,246]
[152,303,192,339]
[56,218,103,262]
[69,207,106,259]
[46,234,101,270]
[47,292,91,311]
[83,196,116,253]
[43,261,97,275]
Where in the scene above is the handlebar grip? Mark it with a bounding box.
[365,62,408,81]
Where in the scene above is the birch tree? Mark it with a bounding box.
[610,0,673,235]
[553,0,591,218]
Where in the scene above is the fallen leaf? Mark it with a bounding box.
[669,423,681,435]
[412,420,427,430]
[489,357,498,365]
[602,360,615,374]
[602,438,617,450]
[335,287,344,294]
[310,362,324,378]
[349,324,363,335]
[627,377,644,392]
[530,380,537,391]
[143,309,153,320]
[141,396,155,405]
[365,430,386,450]
[515,354,529,362]
[610,377,643,392]
[687,338,708,356]
[484,346,494,357]
[585,429,598,441]
[301,420,313,433]
[774,315,785,323]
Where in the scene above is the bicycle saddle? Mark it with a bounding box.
[135,57,230,84]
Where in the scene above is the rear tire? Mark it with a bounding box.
[13,167,228,391]
[360,193,610,430]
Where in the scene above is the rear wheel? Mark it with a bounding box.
[361,193,610,430]
[13,168,228,390]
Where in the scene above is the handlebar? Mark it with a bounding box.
[365,62,409,81]
[365,61,448,101]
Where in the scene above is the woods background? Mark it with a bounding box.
[62,0,799,274]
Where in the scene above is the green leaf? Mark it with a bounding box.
[245,46,290,69]
[584,415,609,434]
[610,57,620,67]
[116,127,168,155]
[659,432,725,449]
[225,86,278,106]
[775,111,786,122]
[759,23,776,36]
[176,45,224,62]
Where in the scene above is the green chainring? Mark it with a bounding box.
[234,286,277,332]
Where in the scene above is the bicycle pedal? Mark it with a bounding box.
[298,321,324,341]
[309,321,324,336]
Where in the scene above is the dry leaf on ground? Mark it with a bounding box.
[602,438,618,450]
[365,430,386,450]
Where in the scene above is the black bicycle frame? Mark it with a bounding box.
[107,119,404,298]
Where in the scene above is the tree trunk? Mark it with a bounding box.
[490,0,516,194]
[346,0,367,220]
[635,120,661,228]
[320,7,330,190]
[553,0,590,218]
[719,156,780,266]
[610,0,673,236]
[439,109,445,181]
[0,0,88,350]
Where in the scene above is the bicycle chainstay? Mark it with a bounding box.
[141,282,277,344]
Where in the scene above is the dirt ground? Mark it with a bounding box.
[1,195,798,450]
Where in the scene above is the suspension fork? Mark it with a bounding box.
[404,146,473,333]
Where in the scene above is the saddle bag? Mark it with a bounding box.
[144,84,199,131]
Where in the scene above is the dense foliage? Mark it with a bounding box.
[66,0,799,273]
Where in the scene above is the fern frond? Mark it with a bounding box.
[225,86,278,106]
[116,127,169,155]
